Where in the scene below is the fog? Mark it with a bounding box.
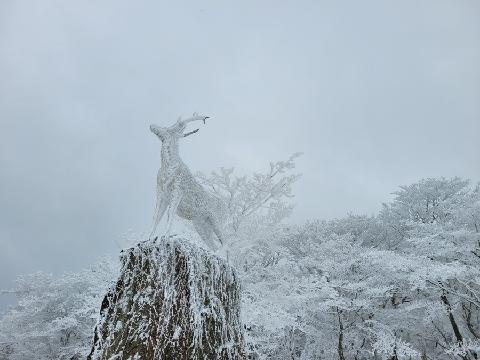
[1,0,479,311]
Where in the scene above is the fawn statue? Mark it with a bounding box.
[149,114,225,250]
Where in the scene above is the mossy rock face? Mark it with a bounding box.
[88,237,245,360]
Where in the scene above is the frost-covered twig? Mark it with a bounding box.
[196,153,302,232]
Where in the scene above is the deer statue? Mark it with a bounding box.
[149,113,225,250]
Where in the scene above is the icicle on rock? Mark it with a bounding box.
[88,236,245,360]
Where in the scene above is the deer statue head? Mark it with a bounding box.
[150,113,209,142]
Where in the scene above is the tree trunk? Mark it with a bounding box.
[463,304,480,339]
[337,308,346,360]
[441,293,478,359]
[440,293,464,343]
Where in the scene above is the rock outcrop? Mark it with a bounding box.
[88,237,245,360]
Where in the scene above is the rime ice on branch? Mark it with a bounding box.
[88,236,245,360]
[149,114,225,250]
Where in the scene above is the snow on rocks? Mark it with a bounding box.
[87,236,245,360]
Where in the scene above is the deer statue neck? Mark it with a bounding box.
[160,138,183,170]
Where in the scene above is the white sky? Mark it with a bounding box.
[0,0,479,310]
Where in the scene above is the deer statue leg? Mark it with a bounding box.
[164,188,182,237]
[206,215,224,245]
[150,189,169,239]
[192,218,217,250]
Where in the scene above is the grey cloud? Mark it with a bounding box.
[0,0,479,310]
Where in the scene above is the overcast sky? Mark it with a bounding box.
[0,0,479,311]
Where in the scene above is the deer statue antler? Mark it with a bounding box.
[183,129,200,138]
[175,113,210,137]
[181,113,209,125]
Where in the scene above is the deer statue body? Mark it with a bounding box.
[149,114,225,250]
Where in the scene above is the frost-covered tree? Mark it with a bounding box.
[196,153,302,235]
[238,177,479,359]
[0,261,117,360]
[1,175,479,360]
[387,177,470,225]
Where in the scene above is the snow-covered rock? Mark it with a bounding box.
[87,236,245,360]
